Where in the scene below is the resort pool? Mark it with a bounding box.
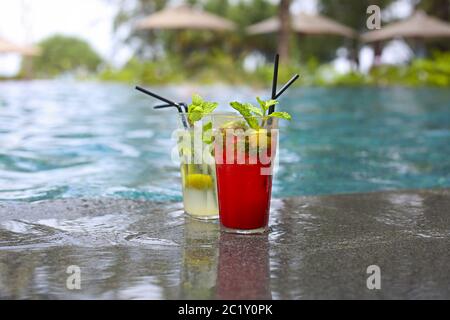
[0,81,449,202]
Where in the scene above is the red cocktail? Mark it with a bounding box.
[212,114,278,234]
[216,162,273,231]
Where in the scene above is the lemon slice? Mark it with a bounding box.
[185,174,213,190]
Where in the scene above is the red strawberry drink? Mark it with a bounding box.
[212,114,279,234]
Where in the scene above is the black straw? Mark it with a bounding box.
[154,104,189,128]
[154,104,184,113]
[275,74,300,99]
[154,103,188,113]
[135,86,189,128]
[179,103,189,113]
[269,54,279,115]
[136,86,178,106]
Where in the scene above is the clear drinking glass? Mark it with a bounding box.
[211,113,279,234]
[177,115,219,220]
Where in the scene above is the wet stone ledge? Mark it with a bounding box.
[0,188,449,299]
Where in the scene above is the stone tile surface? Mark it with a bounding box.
[0,189,449,299]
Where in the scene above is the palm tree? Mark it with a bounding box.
[278,0,291,61]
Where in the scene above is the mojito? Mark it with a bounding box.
[178,115,219,220]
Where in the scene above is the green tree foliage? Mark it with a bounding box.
[111,0,168,59]
[113,0,408,63]
[319,0,395,31]
[27,35,102,77]
[202,0,277,58]
[111,0,276,60]
[414,0,450,51]
[318,0,449,57]
[309,51,450,86]
[308,0,395,62]
[102,0,450,86]
[100,51,450,87]
[415,0,449,21]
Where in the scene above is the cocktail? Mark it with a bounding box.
[212,111,280,234]
[209,54,297,233]
[177,115,219,219]
[135,87,220,220]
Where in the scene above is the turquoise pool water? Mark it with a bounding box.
[0,81,449,202]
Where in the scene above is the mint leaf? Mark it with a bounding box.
[192,94,204,106]
[202,121,213,144]
[189,111,203,123]
[229,102,250,117]
[256,97,265,110]
[256,97,278,114]
[188,104,202,114]
[187,94,218,124]
[265,99,278,110]
[188,104,203,123]
[202,121,212,132]
[230,102,260,129]
[245,103,264,117]
[268,111,292,121]
[202,102,218,115]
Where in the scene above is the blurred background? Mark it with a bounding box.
[1,0,449,85]
[0,0,449,202]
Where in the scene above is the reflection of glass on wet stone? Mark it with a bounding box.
[181,217,219,299]
[1,189,449,299]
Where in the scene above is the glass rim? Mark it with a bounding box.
[209,113,279,121]
[178,111,238,117]
[177,112,279,130]
[178,112,279,119]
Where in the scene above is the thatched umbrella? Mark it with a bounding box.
[247,12,356,38]
[0,37,39,56]
[136,5,236,31]
[361,11,450,43]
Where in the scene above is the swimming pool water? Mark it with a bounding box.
[0,81,449,202]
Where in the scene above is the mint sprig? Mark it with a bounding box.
[188,94,218,124]
[229,102,261,129]
[268,111,291,120]
[230,97,292,129]
[256,97,277,114]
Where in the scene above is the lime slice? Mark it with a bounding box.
[185,174,213,190]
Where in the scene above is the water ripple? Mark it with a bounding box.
[1,82,450,201]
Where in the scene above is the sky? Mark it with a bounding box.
[0,0,119,75]
[0,0,412,76]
